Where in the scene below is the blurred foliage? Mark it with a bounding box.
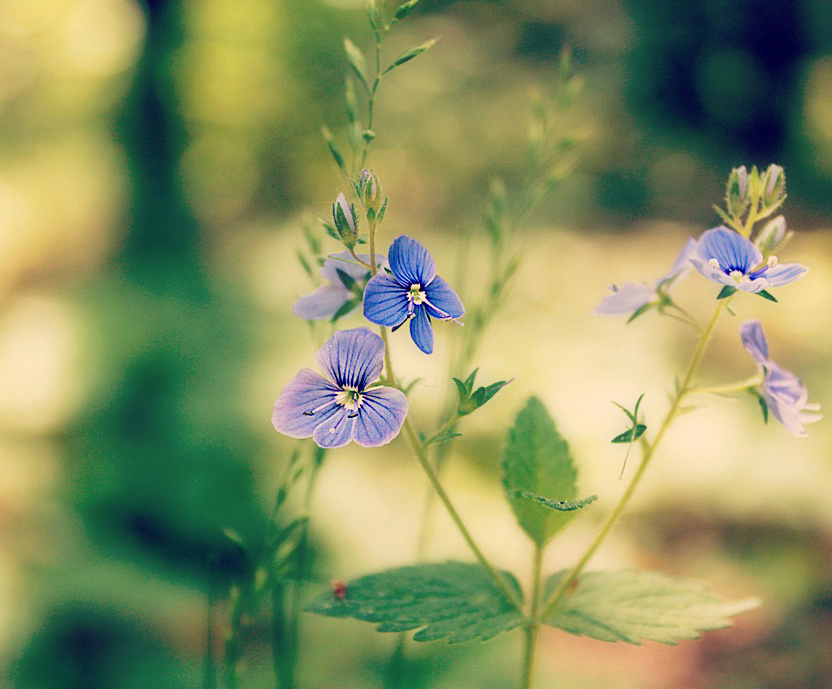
[0,0,830,688]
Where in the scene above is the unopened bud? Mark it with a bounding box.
[762,163,785,207]
[332,192,358,248]
[358,169,383,213]
[755,214,791,255]
[726,166,749,216]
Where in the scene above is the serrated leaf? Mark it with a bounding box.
[717,285,737,299]
[306,562,524,644]
[344,38,369,92]
[543,570,758,645]
[611,424,646,443]
[756,289,778,302]
[520,492,597,512]
[502,397,579,546]
[383,38,438,73]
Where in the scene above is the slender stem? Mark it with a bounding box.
[359,34,383,171]
[690,374,763,396]
[368,216,378,273]
[422,414,461,447]
[520,544,544,689]
[541,299,728,618]
[348,247,373,271]
[402,418,523,609]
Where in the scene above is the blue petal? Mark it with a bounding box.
[352,387,408,447]
[319,250,383,285]
[272,369,341,438]
[594,283,655,316]
[689,258,735,286]
[735,276,770,293]
[740,320,769,365]
[762,262,808,288]
[316,327,385,390]
[696,227,761,274]
[292,285,351,320]
[363,274,409,326]
[409,306,434,354]
[424,275,464,319]
[388,235,437,287]
[762,364,819,437]
[312,408,355,448]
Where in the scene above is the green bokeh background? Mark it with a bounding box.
[1,0,830,687]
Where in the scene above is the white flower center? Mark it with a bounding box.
[767,255,779,268]
[335,387,363,411]
[708,258,720,269]
[408,283,427,305]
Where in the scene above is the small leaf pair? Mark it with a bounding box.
[452,369,512,417]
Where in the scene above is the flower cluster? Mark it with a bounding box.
[595,164,819,436]
[276,182,464,448]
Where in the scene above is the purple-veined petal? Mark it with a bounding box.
[689,258,735,286]
[363,274,409,326]
[740,321,769,365]
[761,262,808,288]
[734,276,771,293]
[272,369,341,438]
[658,237,698,284]
[319,250,383,285]
[424,275,464,319]
[409,306,434,354]
[696,227,762,274]
[292,285,352,320]
[388,235,437,287]
[594,283,655,316]
[312,408,355,448]
[316,327,385,390]
[352,386,408,447]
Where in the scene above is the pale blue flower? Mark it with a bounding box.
[273,328,408,448]
[293,251,384,321]
[690,227,807,293]
[595,238,697,316]
[740,320,821,436]
[363,235,464,354]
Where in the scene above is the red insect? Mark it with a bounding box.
[331,579,347,600]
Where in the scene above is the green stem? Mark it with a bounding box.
[541,298,728,619]
[422,414,461,447]
[359,33,383,172]
[520,544,544,689]
[690,374,763,396]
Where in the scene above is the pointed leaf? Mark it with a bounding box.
[626,302,652,324]
[384,38,438,73]
[756,289,778,303]
[424,430,461,446]
[543,570,758,645]
[502,397,580,546]
[717,285,737,299]
[344,38,370,92]
[331,299,358,322]
[335,267,357,291]
[306,562,524,644]
[611,424,646,443]
[321,126,345,171]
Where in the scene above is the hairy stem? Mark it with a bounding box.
[542,298,728,618]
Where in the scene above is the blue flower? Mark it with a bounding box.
[595,238,697,316]
[273,328,408,448]
[690,227,807,293]
[740,320,821,437]
[293,251,384,321]
[363,236,464,354]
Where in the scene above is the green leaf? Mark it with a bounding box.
[384,38,438,74]
[756,289,778,302]
[335,267,357,290]
[717,285,737,299]
[424,430,461,446]
[519,492,597,512]
[321,126,345,171]
[344,38,370,92]
[306,562,524,644]
[543,570,758,645]
[394,0,420,20]
[611,424,646,443]
[331,299,358,322]
[626,302,652,324]
[502,397,580,546]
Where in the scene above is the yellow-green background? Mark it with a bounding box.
[1,0,831,687]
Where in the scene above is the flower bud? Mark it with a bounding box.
[358,169,383,212]
[726,165,749,216]
[332,192,358,248]
[762,163,785,207]
[755,214,791,255]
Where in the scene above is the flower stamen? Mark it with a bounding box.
[335,387,363,411]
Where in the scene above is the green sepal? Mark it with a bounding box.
[717,285,737,299]
[343,38,370,92]
[626,302,652,324]
[424,430,462,446]
[756,289,778,302]
[543,570,759,645]
[335,267,357,290]
[331,299,358,322]
[611,424,646,443]
[306,562,524,644]
[394,0,420,20]
[749,388,768,423]
[383,38,438,74]
[376,196,389,223]
[519,492,597,512]
[362,129,376,142]
[322,222,339,240]
[502,397,580,546]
